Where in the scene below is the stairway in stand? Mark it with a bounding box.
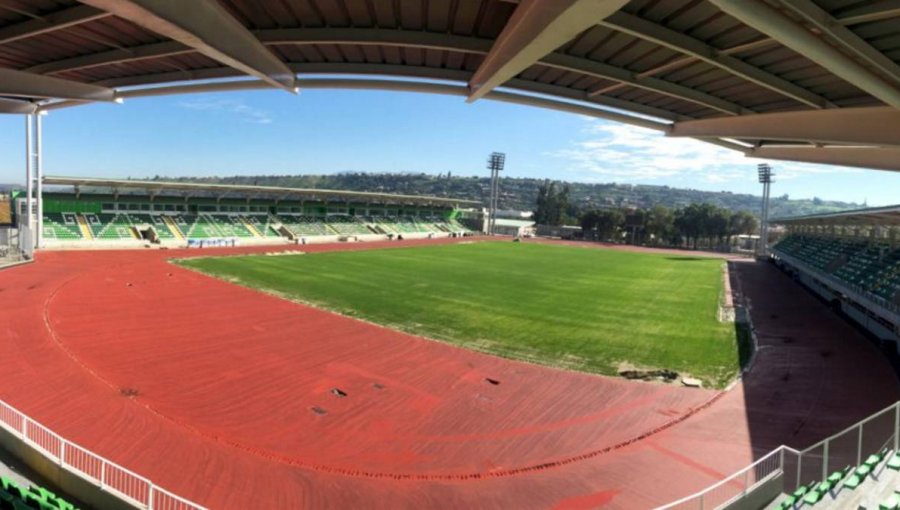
[76,214,94,240]
[162,216,185,240]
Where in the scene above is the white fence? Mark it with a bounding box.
[0,399,206,510]
[655,446,793,510]
[656,401,900,510]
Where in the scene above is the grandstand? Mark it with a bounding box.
[771,206,900,346]
[19,177,477,248]
[2,0,900,509]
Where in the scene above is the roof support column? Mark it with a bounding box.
[35,113,44,249]
[24,114,33,254]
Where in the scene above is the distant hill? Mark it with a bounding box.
[153,173,863,218]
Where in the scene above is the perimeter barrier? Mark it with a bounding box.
[656,401,900,509]
[0,399,206,510]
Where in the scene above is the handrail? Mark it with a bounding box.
[799,402,899,455]
[0,399,205,510]
[654,447,787,509]
[655,401,900,509]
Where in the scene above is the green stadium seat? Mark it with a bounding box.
[843,469,868,490]
[880,493,900,510]
[865,453,883,467]
[778,495,797,509]
[803,488,824,505]
[826,467,848,484]
[887,452,900,470]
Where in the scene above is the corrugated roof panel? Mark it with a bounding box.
[379,45,402,65]
[398,0,425,31]
[400,46,425,67]
[562,25,615,57]
[443,50,466,70]
[448,0,482,36]
[344,0,377,27]
[423,48,445,68]
[425,0,452,33]
[309,0,353,28]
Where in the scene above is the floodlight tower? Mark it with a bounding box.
[757,163,774,257]
[487,152,505,235]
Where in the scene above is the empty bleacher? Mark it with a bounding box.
[39,209,471,244]
[1,475,79,510]
[775,235,900,304]
[769,448,900,510]
[89,213,136,240]
[242,215,281,237]
[325,216,374,236]
[42,213,82,240]
[277,215,333,237]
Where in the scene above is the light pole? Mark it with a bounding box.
[758,163,774,257]
[487,152,505,235]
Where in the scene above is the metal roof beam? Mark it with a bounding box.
[748,145,900,172]
[835,1,900,25]
[26,29,491,75]
[777,0,900,85]
[600,11,833,109]
[669,107,900,147]
[711,0,900,109]
[0,97,37,114]
[45,76,676,132]
[542,53,752,115]
[467,0,628,102]
[593,3,900,95]
[78,0,296,91]
[25,40,190,75]
[0,4,109,45]
[0,68,115,101]
[28,26,741,115]
[86,61,686,121]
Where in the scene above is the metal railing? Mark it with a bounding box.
[656,401,900,509]
[656,446,793,510]
[0,399,205,510]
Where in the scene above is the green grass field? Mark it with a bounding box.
[179,242,741,387]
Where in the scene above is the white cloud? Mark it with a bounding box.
[179,99,273,124]
[550,119,860,184]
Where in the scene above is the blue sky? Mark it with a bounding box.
[1,87,898,205]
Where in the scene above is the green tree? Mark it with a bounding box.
[645,205,674,246]
[533,180,573,226]
[581,208,624,241]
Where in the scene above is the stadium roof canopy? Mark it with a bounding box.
[43,176,482,207]
[2,1,900,171]
[773,204,900,226]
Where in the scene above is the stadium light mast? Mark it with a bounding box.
[487,152,505,235]
[757,163,774,258]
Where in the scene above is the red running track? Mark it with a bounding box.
[0,238,898,509]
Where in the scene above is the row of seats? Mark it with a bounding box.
[775,235,900,303]
[0,476,78,510]
[776,448,899,509]
[41,213,81,240]
[41,212,471,241]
